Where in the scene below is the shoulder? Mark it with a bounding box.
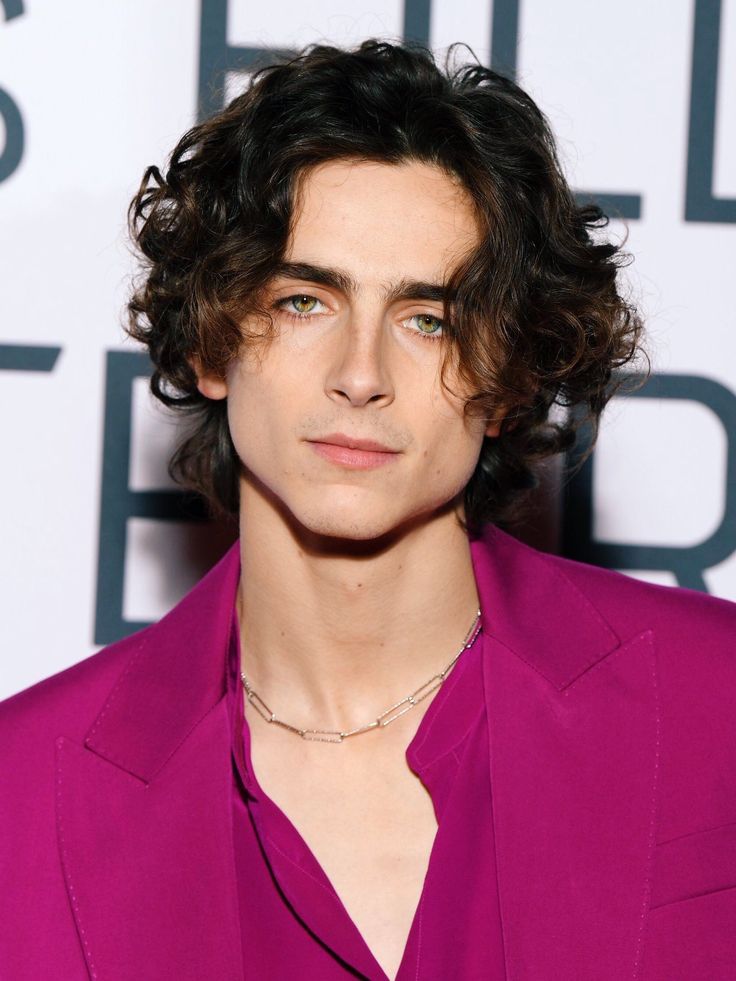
[536,546,736,839]
[511,539,736,747]
[0,628,152,851]
[0,626,151,758]
[540,545,736,654]
[0,538,238,773]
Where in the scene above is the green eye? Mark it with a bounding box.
[292,295,318,314]
[413,314,443,336]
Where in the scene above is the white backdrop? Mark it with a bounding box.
[1,0,734,699]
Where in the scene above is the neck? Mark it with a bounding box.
[235,487,481,734]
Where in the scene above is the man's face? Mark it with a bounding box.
[197,158,500,541]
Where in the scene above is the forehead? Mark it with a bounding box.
[286,158,481,282]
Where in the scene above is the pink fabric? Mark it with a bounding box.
[1,523,736,979]
[226,606,505,979]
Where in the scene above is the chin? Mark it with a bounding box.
[246,468,461,547]
[289,492,458,550]
[294,505,401,543]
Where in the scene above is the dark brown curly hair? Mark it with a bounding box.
[126,38,648,537]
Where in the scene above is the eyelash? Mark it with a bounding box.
[272,294,444,342]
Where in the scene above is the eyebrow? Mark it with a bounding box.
[269,261,451,305]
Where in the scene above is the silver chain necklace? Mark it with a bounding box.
[239,609,482,743]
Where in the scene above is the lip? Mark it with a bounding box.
[311,433,398,452]
[307,434,400,470]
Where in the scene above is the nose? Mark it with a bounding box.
[323,314,395,408]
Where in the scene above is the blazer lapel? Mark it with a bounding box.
[471,525,659,980]
[56,525,659,980]
[55,543,245,981]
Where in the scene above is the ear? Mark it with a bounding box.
[190,355,228,401]
[484,408,506,438]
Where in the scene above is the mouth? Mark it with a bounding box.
[307,439,400,470]
[311,433,398,453]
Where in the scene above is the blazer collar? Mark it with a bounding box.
[85,525,619,782]
[83,537,241,783]
[83,522,621,784]
[470,523,621,688]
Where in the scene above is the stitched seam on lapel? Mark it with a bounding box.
[146,695,232,782]
[487,634,562,688]
[560,626,651,692]
[85,636,149,746]
[482,552,621,692]
[55,736,98,980]
[535,553,621,687]
[536,552,619,641]
[563,629,660,981]
[86,639,226,783]
[59,734,150,786]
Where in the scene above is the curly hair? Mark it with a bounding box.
[126,38,648,537]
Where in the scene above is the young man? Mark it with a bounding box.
[1,39,735,981]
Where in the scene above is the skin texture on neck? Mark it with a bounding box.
[195,158,502,732]
[236,480,481,732]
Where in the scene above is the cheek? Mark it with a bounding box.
[225,373,273,459]
[419,411,483,483]
[225,355,304,463]
[426,373,482,452]
[431,387,487,481]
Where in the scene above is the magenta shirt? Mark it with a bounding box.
[226,607,506,980]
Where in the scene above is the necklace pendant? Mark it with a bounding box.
[301,729,344,743]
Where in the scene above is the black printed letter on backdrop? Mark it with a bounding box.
[0,344,60,372]
[562,373,736,592]
[0,0,25,184]
[197,0,295,120]
[685,0,736,223]
[94,351,210,645]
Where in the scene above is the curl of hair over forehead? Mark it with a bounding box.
[126,38,648,534]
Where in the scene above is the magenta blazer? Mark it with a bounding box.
[1,523,735,980]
